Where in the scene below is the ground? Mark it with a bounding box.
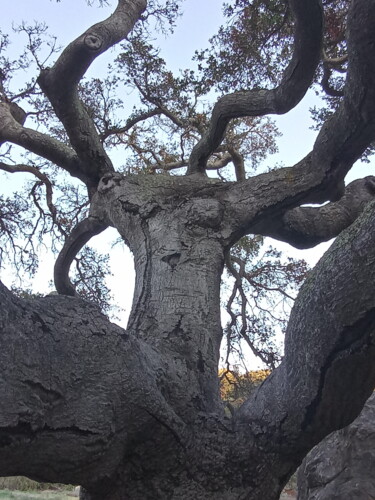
[0,486,297,499]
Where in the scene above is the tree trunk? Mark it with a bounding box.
[74,174,288,499]
[1,174,375,500]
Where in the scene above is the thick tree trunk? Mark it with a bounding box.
[73,174,290,499]
[3,0,375,498]
[1,174,375,500]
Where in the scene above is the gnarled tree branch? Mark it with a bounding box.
[0,281,184,487]
[54,216,108,296]
[236,199,375,475]
[0,103,87,183]
[218,0,375,243]
[188,0,323,174]
[37,0,147,190]
[253,177,375,248]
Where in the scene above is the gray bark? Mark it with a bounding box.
[2,0,375,498]
[2,174,375,499]
[297,393,375,500]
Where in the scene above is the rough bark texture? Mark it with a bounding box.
[2,175,375,499]
[2,0,375,499]
[297,393,375,500]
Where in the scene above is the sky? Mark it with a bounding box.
[1,0,374,340]
[0,0,229,316]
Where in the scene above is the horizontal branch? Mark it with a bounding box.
[188,0,323,173]
[0,281,184,486]
[253,177,375,248]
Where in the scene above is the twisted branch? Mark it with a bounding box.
[37,0,147,190]
[54,217,108,296]
[188,0,323,174]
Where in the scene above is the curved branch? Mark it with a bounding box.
[54,217,108,296]
[253,177,375,248]
[218,0,375,243]
[37,0,147,188]
[322,50,348,67]
[100,108,163,141]
[0,161,59,223]
[187,0,323,174]
[0,281,184,487]
[0,103,88,183]
[206,152,232,171]
[236,198,375,473]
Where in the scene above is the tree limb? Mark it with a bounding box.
[0,281,184,486]
[218,0,375,242]
[227,147,246,181]
[54,216,108,296]
[253,177,375,248]
[0,103,89,185]
[0,161,57,223]
[37,0,147,189]
[100,108,163,141]
[188,0,323,173]
[236,198,375,473]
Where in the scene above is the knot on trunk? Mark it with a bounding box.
[84,33,103,51]
[161,252,181,269]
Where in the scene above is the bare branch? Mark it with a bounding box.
[0,161,57,223]
[0,102,88,184]
[100,108,163,141]
[54,216,108,296]
[37,0,147,187]
[227,147,246,181]
[188,0,323,174]
[254,177,375,248]
[322,50,348,67]
[206,152,232,171]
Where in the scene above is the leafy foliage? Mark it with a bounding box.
[219,367,270,408]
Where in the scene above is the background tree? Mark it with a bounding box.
[1,1,375,499]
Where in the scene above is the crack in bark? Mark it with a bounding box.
[22,380,63,405]
[0,422,97,447]
[301,307,375,431]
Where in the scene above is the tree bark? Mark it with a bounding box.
[3,0,375,498]
[2,174,375,499]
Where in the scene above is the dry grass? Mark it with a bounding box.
[0,478,76,499]
[0,492,75,500]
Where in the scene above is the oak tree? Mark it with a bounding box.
[1,1,375,499]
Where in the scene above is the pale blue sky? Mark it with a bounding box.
[1,0,373,334]
[2,0,324,171]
